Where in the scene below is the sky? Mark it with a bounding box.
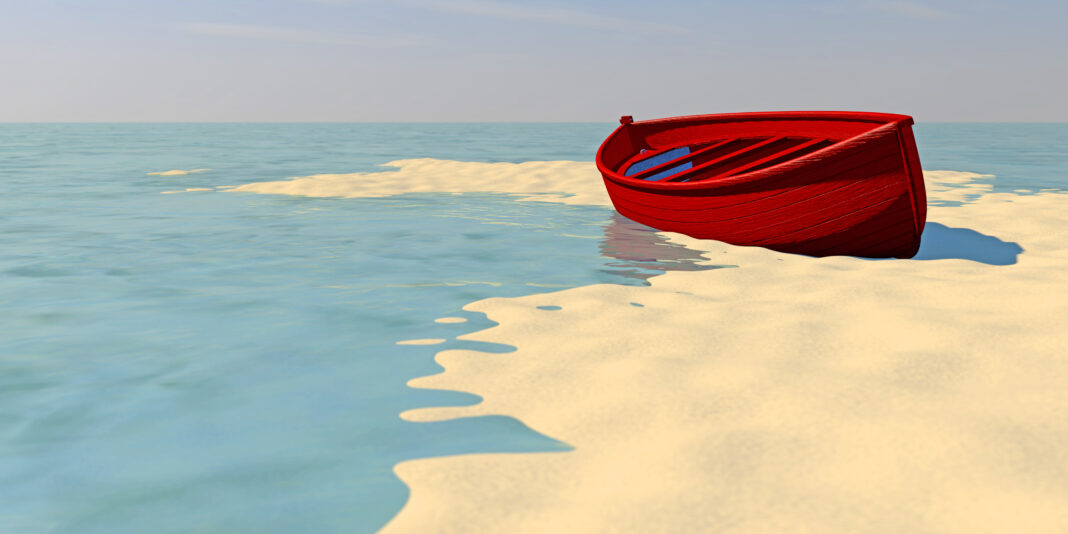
[1,0,1065,121]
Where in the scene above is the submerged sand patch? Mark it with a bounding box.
[148,168,211,176]
[396,339,447,346]
[381,174,1068,533]
[160,187,214,194]
[434,317,468,324]
[923,170,994,202]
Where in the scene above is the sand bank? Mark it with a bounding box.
[396,339,447,346]
[221,159,610,206]
[434,317,468,324]
[220,160,994,211]
[380,175,1068,532]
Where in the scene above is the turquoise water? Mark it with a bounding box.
[0,123,716,533]
[1,123,1065,533]
[915,123,1068,193]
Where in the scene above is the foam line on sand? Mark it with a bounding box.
[381,173,1068,533]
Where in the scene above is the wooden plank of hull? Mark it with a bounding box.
[605,152,903,223]
[614,193,919,258]
[606,123,901,192]
[603,137,919,257]
[610,177,907,245]
[604,132,908,220]
[896,122,928,235]
[613,182,915,252]
[806,199,921,258]
[752,191,914,252]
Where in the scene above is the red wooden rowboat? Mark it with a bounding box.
[595,111,927,258]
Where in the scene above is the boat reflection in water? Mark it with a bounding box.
[599,212,731,284]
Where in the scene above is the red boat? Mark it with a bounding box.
[595,111,927,258]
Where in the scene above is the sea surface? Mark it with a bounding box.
[1,123,1065,533]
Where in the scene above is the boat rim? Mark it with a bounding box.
[596,111,914,191]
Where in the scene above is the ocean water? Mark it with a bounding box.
[1,123,1065,533]
[916,123,1068,192]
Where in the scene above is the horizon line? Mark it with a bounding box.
[4,120,1068,124]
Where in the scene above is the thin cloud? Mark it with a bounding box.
[179,23,422,46]
[864,1,953,20]
[419,0,689,35]
[290,0,364,5]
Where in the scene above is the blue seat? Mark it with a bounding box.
[624,147,692,181]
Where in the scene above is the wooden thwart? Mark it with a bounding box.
[694,138,828,181]
[664,137,786,182]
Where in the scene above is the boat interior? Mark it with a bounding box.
[621,136,835,183]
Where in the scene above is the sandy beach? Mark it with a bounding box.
[231,161,1068,532]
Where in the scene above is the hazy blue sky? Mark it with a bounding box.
[2,0,1065,121]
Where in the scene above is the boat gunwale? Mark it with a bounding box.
[596,111,914,192]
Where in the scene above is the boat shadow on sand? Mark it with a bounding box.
[602,214,1024,268]
[909,222,1023,265]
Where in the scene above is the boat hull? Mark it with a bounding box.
[596,112,927,258]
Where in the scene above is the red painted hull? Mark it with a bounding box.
[595,111,927,258]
